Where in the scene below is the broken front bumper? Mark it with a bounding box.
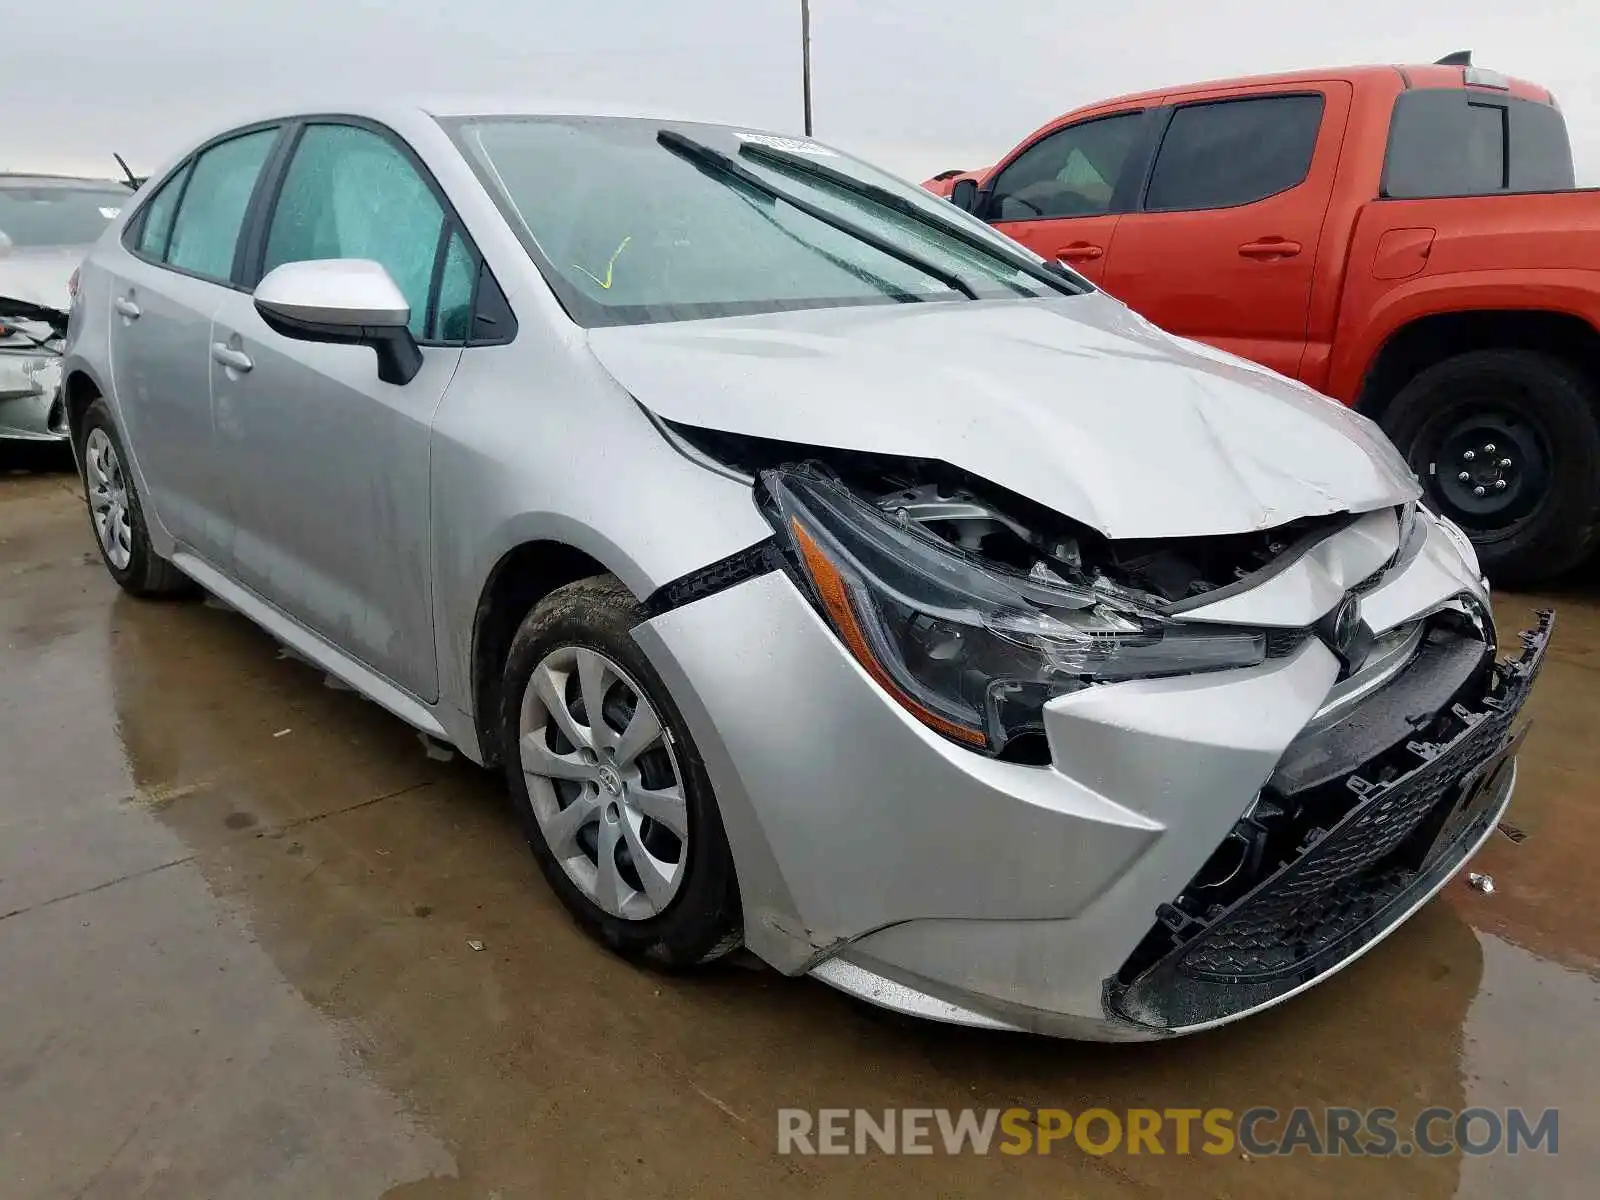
[0,352,67,442]
[1109,609,1551,1034]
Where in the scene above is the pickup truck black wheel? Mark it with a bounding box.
[1382,349,1600,586]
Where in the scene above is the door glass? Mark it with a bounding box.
[430,229,475,342]
[264,124,445,338]
[165,128,279,281]
[988,113,1146,220]
[134,163,192,259]
[1144,95,1324,211]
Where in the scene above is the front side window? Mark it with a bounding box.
[988,113,1147,220]
[263,124,446,338]
[431,229,476,341]
[0,182,127,249]
[1144,95,1324,211]
[165,128,279,282]
[447,116,1076,329]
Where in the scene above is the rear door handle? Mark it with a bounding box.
[211,343,253,373]
[114,296,141,319]
[1056,242,1104,263]
[1238,238,1302,260]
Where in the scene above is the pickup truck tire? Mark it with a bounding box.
[1382,349,1600,585]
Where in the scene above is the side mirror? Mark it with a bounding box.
[949,178,980,214]
[253,259,423,385]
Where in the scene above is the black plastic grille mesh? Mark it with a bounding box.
[1177,688,1514,982]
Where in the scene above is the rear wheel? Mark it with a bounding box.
[78,400,195,598]
[500,575,741,967]
[1381,350,1600,585]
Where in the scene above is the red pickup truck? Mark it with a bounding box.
[927,54,1600,583]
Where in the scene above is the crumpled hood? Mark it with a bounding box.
[586,293,1420,540]
[0,245,83,318]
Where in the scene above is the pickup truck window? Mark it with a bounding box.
[1383,91,1575,198]
[988,112,1146,220]
[1144,95,1324,212]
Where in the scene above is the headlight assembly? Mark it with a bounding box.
[762,466,1272,756]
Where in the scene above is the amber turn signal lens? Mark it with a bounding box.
[790,517,988,747]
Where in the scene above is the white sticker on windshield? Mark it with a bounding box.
[99,207,121,219]
[736,133,836,157]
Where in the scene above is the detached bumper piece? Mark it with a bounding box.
[1108,609,1553,1034]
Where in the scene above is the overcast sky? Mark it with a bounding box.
[3,0,1596,184]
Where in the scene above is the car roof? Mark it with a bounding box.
[1086,63,1552,109]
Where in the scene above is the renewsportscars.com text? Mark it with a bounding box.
[776,1106,1559,1158]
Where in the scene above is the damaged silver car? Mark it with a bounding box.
[1,174,129,441]
[59,106,1550,1039]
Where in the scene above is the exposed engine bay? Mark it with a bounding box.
[668,420,1362,609]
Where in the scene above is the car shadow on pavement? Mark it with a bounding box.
[0,440,74,477]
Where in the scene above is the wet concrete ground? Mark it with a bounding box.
[2,450,1597,1198]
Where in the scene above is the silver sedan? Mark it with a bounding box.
[59,103,1549,1039]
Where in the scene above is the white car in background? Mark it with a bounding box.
[1,174,129,441]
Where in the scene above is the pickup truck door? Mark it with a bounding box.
[1100,82,1352,380]
[979,109,1158,285]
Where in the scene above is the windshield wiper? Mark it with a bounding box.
[656,129,979,301]
[736,141,1088,297]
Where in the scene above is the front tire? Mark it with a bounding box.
[500,575,742,967]
[1381,350,1600,585]
[78,399,195,598]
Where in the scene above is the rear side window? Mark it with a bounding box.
[988,113,1147,220]
[1145,95,1324,211]
[133,163,191,259]
[165,128,280,282]
[1384,90,1575,198]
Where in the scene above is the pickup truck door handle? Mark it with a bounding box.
[211,343,253,373]
[1056,242,1104,263]
[113,296,141,320]
[1238,238,1302,260]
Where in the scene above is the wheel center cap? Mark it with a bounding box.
[597,764,624,797]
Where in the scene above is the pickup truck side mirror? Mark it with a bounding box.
[949,178,980,214]
[253,258,423,386]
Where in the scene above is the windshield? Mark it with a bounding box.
[444,117,1076,327]
[0,183,126,248]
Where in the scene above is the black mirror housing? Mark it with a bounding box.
[949,178,980,214]
[255,303,424,386]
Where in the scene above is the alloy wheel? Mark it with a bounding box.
[518,645,689,920]
[84,427,133,570]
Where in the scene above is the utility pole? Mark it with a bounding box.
[801,0,813,135]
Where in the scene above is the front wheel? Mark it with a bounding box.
[499,575,742,967]
[1381,350,1600,585]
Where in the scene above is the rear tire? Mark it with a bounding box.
[499,574,742,968]
[1381,350,1600,585]
[78,399,196,599]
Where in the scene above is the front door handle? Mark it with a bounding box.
[211,343,253,373]
[1238,237,1302,260]
[1056,242,1104,263]
[114,296,141,319]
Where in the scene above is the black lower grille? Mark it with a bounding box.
[1107,609,1552,1032]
